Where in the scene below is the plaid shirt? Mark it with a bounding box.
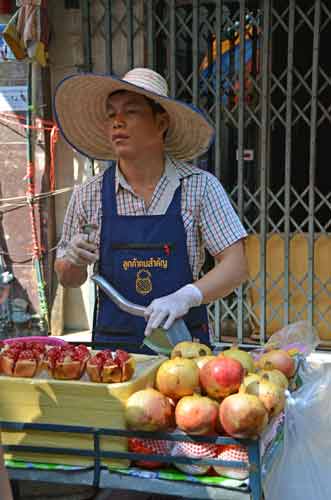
[57,157,247,280]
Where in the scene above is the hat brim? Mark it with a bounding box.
[54,73,215,161]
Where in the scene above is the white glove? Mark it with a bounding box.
[144,284,203,336]
[65,231,99,267]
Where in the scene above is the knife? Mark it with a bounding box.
[91,274,192,355]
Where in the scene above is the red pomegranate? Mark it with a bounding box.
[257,349,295,378]
[194,355,215,370]
[175,394,220,435]
[125,388,174,431]
[199,357,244,400]
[219,393,268,438]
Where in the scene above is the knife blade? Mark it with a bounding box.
[91,274,192,354]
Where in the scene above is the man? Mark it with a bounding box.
[54,67,248,350]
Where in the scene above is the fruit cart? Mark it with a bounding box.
[0,338,294,500]
[4,422,263,500]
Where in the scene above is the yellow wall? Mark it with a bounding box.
[245,234,331,341]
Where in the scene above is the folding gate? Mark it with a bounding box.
[80,0,331,346]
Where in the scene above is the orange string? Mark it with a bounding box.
[25,162,41,259]
[0,111,55,127]
[50,125,59,192]
[23,162,49,259]
[0,114,55,131]
[25,162,35,197]
[1,112,58,195]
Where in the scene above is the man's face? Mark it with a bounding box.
[106,90,169,160]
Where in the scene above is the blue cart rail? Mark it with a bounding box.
[1,421,263,500]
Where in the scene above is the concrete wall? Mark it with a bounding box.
[48,1,145,333]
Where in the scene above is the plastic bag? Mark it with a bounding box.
[264,320,319,355]
[263,359,331,500]
[251,321,319,363]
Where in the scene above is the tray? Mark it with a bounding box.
[0,353,164,468]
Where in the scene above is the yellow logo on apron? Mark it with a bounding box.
[136,269,152,295]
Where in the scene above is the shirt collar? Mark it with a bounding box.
[114,155,195,193]
[115,156,177,193]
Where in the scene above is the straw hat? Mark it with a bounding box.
[54,67,214,161]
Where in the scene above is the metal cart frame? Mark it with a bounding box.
[2,421,263,500]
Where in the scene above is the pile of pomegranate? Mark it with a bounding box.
[0,339,135,383]
[124,340,296,476]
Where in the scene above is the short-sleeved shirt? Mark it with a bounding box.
[57,156,247,280]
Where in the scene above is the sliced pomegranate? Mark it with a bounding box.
[1,346,42,378]
[86,349,135,383]
[13,349,40,378]
[45,344,91,380]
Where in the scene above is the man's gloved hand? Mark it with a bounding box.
[65,230,99,267]
[144,284,203,336]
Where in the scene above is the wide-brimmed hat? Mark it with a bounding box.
[54,67,214,161]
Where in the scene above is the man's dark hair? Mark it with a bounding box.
[144,96,166,116]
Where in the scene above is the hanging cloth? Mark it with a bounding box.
[3,0,50,66]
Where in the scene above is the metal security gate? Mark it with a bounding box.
[80,0,331,347]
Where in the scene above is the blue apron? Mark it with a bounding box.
[93,165,210,353]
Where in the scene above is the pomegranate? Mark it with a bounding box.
[199,357,244,400]
[194,355,215,370]
[0,341,47,378]
[86,349,135,383]
[242,373,262,386]
[125,388,174,431]
[257,349,295,378]
[258,368,289,391]
[46,344,90,380]
[219,393,268,438]
[171,341,211,359]
[156,358,200,399]
[221,345,255,374]
[175,394,220,435]
[240,378,285,419]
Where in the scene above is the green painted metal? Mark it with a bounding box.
[26,62,49,333]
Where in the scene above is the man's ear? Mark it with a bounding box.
[157,112,170,136]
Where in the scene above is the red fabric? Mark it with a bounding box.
[128,438,172,469]
[0,1,12,14]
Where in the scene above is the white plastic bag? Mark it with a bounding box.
[263,359,331,500]
[263,320,319,356]
[251,321,319,362]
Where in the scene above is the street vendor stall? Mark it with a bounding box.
[0,321,319,500]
